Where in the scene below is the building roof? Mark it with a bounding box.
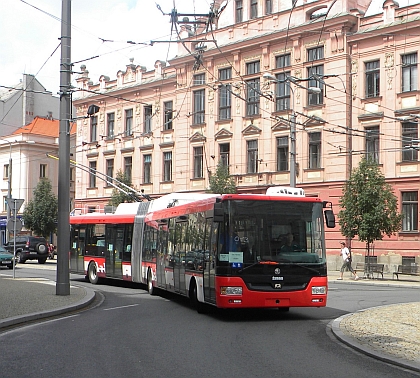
[12,116,76,137]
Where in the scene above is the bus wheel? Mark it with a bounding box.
[147,270,156,295]
[191,281,207,314]
[88,262,99,284]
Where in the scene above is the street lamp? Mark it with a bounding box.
[263,73,321,187]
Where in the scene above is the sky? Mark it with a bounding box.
[0,0,211,95]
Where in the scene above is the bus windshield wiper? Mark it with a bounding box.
[238,258,277,272]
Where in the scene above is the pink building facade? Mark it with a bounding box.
[73,0,420,269]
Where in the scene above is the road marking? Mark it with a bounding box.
[103,304,140,311]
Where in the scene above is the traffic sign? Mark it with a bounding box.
[5,198,24,212]
[7,218,23,233]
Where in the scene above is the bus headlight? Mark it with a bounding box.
[220,286,243,295]
[312,286,327,295]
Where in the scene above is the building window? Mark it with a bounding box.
[70,167,74,182]
[144,105,152,134]
[402,122,418,161]
[265,0,272,14]
[250,0,258,19]
[40,164,47,178]
[307,46,324,61]
[193,73,205,85]
[90,115,98,142]
[276,54,291,69]
[163,152,172,182]
[274,72,291,111]
[402,191,418,231]
[3,196,7,212]
[124,156,132,182]
[365,60,380,98]
[308,132,321,169]
[163,101,173,130]
[307,65,324,105]
[277,136,289,171]
[106,159,114,186]
[193,146,204,178]
[107,113,115,139]
[365,126,379,163]
[246,78,260,116]
[219,68,232,120]
[402,53,417,92]
[3,164,9,179]
[247,140,258,173]
[125,109,133,136]
[143,154,152,184]
[235,0,243,22]
[193,89,205,124]
[89,161,97,188]
[246,61,260,75]
[220,143,230,167]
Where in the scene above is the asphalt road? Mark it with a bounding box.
[0,262,419,378]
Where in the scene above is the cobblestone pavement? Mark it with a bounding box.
[328,270,420,373]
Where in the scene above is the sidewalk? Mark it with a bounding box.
[0,269,419,373]
[328,269,420,372]
[0,273,95,329]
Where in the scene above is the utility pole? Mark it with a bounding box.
[57,0,71,295]
[6,142,12,242]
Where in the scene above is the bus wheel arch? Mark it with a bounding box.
[147,269,156,295]
[189,278,207,314]
[88,261,99,284]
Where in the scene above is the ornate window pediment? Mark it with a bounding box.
[242,124,261,135]
[215,128,233,140]
[189,132,206,142]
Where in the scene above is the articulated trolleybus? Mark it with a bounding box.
[70,187,335,312]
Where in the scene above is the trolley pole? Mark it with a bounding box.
[56,0,71,295]
[290,112,297,188]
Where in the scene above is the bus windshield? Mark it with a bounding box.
[218,199,325,265]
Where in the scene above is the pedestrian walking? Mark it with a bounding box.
[337,241,359,280]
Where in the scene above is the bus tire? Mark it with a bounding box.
[191,280,207,314]
[88,262,99,284]
[147,270,156,295]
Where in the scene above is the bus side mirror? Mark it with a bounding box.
[324,210,335,228]
[213,202,224,223]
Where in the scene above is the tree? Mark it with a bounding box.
[208,160,236,194]
[23,178,58,238]
[108,169,137,206]
[338,157,402,257]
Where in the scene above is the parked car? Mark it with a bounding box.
[4,236,49,264]
[0,246,15,269]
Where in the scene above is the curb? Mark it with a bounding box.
[0,285,96,330]
[329,310,420,373]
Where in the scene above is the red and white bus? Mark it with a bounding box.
[70,188,335,312]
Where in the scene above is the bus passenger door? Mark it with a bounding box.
[105,225,124,279]
[173,248,182,293]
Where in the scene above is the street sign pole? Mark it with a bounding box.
[13,200,17,279]
[5,198,24,279]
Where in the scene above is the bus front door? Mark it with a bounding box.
[70,225,85,274]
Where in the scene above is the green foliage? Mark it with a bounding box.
[108,169,137,206]
[22,179,58,238]
[338,157,402,245]
[208,160,236,194]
